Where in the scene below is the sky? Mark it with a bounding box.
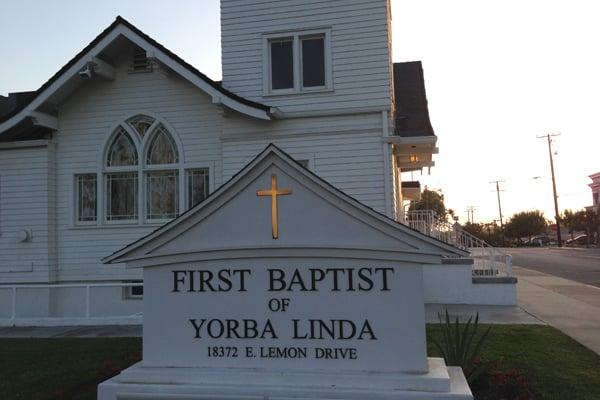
[1,0,598,224]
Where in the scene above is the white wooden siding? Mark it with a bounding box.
[0,145,53,282]
[222,112,387,213]
[221,0,393,114]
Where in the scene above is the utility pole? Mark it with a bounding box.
[537,133,563,247]
[489,180,505,229]
[490,180,505,246]
[466,206,477,223]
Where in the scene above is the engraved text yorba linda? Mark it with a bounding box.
[170,175,396,361]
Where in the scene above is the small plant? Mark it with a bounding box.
[428,309,493,384]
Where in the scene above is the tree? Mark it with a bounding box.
[504,210,548,242]
[460,221,504,247]
[462,222,483,237]
[409,189,446,221]
[582,209,600,246]
[561,209,586,240]
[562,209,600,246]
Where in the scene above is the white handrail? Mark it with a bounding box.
[405,210,514,277]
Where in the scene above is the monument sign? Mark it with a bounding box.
[99,145,472,399]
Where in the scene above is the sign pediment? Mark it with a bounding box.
[104,145,467,267]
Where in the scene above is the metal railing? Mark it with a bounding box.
[0,282,143,327]
[406,210,513,277]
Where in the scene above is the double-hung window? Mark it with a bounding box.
[264,29,331,95]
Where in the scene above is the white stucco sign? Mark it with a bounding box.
[143,258,426,372]
[98,145,472,400]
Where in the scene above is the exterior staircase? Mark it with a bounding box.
[405,210,514,277]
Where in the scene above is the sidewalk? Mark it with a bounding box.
[425,304,543,325]
[514,266,600,355]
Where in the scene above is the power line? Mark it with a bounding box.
[537,133,563,247]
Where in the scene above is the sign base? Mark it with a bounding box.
[98,358,472,400]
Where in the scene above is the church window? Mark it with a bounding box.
[105,127,139,221]
[265,30,331,94]
[186,168,210,208]
[146,171,179,220]
[127,115,155,138]
[76,174,97,223]
[106,173,138,221]
[77,114,212,226]
[146,125,179,165]
[106,127,138,167]
[145,124,179,220]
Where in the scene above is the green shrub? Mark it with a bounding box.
[428,309,493,384]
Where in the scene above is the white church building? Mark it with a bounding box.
[0,0,515,325]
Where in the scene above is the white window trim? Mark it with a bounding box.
[262,28,332,96]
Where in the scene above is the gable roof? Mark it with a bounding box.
[104,144,468,266]
[0,16,274,137]
[393,61,435,137]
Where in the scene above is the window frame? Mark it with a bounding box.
[262,28,332,96]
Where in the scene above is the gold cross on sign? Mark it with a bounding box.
[256,174,292,239]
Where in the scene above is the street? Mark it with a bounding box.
[505,247,600,288]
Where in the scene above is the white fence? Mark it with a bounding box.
[0,282,143,327]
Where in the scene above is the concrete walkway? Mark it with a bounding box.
[515,265,600,355]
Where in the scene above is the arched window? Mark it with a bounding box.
[105,127,139,221]
[75,114,212,226]
[145,124,179,220]
[127,114,155,138]
[146,124,178,165]
[106,127,138,166]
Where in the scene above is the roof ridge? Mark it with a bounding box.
[0,16,271,127]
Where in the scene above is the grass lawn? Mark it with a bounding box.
[1,325,599,400]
